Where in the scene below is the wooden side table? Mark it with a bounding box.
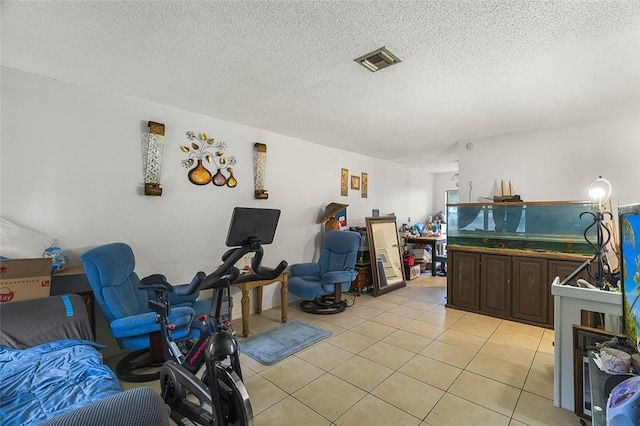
[351,264,371,296]
[234,272,288,337]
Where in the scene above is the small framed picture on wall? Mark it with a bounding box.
[361,172,368,198]
[341,168,348,196]
[351,175,360,190]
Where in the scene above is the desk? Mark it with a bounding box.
[406,236,447,276]
[50,266,96,336]
[235,272,288,337]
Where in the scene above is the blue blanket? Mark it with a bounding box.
[0,340,123,426]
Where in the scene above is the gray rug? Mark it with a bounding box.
[239,320,332,365]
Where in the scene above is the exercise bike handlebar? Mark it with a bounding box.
[235,245,288,284]
[173,244,287,296]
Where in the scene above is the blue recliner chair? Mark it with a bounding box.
[81,242,210,382]
[288,230,360,314]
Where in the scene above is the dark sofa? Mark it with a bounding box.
[0,294,170,426]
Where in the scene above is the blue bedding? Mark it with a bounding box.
[0,339,123,426]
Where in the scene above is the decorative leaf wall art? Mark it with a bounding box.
[180,131,237,187]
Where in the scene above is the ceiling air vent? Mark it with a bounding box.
[354,47,401,72]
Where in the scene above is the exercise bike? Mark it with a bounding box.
[139,208,286,426]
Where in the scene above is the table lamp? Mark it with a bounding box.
[582,176,614,288]
[589,176,612,212]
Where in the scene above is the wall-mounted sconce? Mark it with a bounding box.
[253,143,269,199]
[142,121,165,196]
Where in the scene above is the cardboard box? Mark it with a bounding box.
[419,261,431,273]
[0,258,52,303]
[404,264,421,280]
[410,248,431,262]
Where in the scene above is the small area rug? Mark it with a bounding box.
[239,320,331,366]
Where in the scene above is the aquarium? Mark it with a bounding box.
[621,203,640,351]
[446,201,597,255]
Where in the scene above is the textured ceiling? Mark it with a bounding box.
[2,1,639,172]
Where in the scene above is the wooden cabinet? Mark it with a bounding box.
[447,247,591,328]
[512,257,548,324]
[351,264,372,296]
[480,254,511,317]
[448,251,480,310]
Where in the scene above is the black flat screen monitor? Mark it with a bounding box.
[620,203,640,351]
[225,207,281,247]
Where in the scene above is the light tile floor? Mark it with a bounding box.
[113,274,585,425]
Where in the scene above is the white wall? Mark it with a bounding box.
[457,113,640,208]
[0,67,434,320]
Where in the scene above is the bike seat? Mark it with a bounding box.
[139,274,174,292]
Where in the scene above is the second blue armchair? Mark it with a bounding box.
[288,230,360,314]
